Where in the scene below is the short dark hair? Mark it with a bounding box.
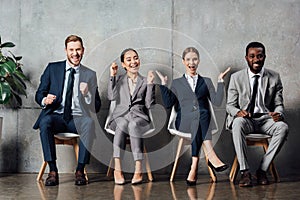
[182,47,200,60]
[120,48,138,63]
[65,35,84,48]
[246,42,265,55]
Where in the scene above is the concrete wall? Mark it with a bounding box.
[0,0,299,177]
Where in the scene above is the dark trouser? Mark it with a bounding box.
[191,112,210,157]
[39,113,95,164]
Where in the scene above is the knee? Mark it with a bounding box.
[275,121,289,137]
[232,117,249,134]
[39,115,53,130]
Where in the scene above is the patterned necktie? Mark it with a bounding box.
[63,68,76,122]
[248,75,259,116]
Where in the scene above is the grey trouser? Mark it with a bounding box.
[231,115,288,171]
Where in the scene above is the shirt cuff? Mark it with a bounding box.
[84,91,92,104]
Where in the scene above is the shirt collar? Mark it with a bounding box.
[65,60,80,72]
[185,73,198,79]
[248,68,264,79]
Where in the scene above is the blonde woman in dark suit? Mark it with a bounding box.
[157,47,230,186]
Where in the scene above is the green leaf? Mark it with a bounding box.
[5,75,27,97]
[0,81,11,104]
[14,70,29,81]
[12,73,27,89]
[0,60,16,76]
[0,42,15,48]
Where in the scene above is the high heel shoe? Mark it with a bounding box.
[131,173,143,185]
[186,179,197,186]
[114,171,126,185]
[186,171,197,186]
[207,160,228,172]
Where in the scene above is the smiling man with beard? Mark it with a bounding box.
[226,42,289,187]
[34,35,101,186]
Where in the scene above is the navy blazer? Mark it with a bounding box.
[160,75,223,136]
[33,61,101,129]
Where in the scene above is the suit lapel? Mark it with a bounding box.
[262,69,269,100]
[131,74,143,99]
[178,75,194,93]
[121,74,131,100]
[243,69,251,100]
[195,75,204,94]
[58,62,66,98]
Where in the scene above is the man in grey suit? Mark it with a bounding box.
[226,42,288,187]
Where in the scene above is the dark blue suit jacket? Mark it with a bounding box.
[33,61,101,129]
[160,75,223,139]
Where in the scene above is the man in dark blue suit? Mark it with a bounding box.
[33,35,101,186]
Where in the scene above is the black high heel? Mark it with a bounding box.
[186,179,197,186]
[207,160,228,172]
[186,170,197,186]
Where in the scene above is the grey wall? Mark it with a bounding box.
[0,0,299,177]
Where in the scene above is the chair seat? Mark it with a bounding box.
[246,133,271,141]
[54,132,79,140]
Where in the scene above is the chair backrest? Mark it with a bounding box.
[167,106,191,139]
[104,101,156,138]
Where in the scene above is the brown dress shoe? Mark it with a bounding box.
[45,171,59,186]
[75,171,87,185]
[239,171,252,187]
[256,169,269,185]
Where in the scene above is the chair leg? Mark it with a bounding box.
[170,137,184,182]
[205,156,217,182]
[229,156,239,182]
[37,161,48,182]
[106,157,114,177]
[143,146,153,182]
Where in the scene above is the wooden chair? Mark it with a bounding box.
[36,132,87,182]
[104,101,154,181]
[229,133,280,183]
[168,106,217,182]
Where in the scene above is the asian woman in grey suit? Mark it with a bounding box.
[107,48,155,185]
[157,47,230,186]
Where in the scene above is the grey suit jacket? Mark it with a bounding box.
[226,68,284,129]
[107,73,155,123]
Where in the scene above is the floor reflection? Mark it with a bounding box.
[14,174,299,199]
[113,182,153,200]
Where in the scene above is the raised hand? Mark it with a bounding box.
[110,62,118,76]
[155,70,168,85]
[80,82,89,96]
[218,67,231,80]
[147,70,155,84]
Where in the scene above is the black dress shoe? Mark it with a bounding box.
[256,169,269,185]
[45,171,59,186]
[239,171,253,187]
[75,171,87,186]
[207,160,229,172]
[186,180,197,186]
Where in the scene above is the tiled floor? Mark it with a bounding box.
[1,173,300,199]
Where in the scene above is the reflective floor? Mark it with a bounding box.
[1,173,300,199]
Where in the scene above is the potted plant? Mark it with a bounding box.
[0,35,29,109]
